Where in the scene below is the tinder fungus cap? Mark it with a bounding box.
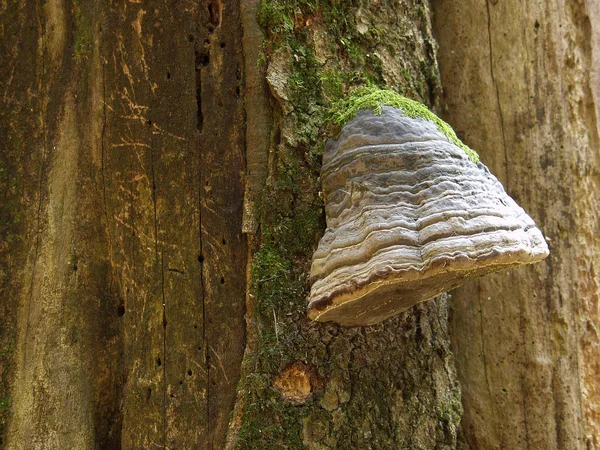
[308,106,549,326]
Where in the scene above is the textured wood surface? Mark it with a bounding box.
[1,2,246,449]
[433,0,600,447]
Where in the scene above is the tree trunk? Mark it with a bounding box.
[432,0,599,448]
[2,1,247,448]
[0,0,596,449]
[1,0,462,448]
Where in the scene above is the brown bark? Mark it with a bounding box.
[1,0,463,448]
[433,0,600,448]
[1,1,246,448]
[3,0,595,449]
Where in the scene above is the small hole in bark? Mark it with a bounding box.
[207,24,214,33]
[208,3,218,25]
[146,388,152,400]
[188,34,195,42]
[194,324,198,329]
[146,119,153,126]
[200,54,209,66]
[534,20,540,31]
[117,304,125,317]
[170,393,175,398]
[235,86,241,97]
[220,42,225,48]
[179,380,183,385]
[222,238,227,245]
[208,318,213,324]
[220,277,225,285]
[166,71,171,79]
[211,380,216,386]
[156,358,162,367]
[197,254,204,263]
[187,369,192,376]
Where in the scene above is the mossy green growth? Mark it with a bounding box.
[438,393,463,428]
[73,3,92,62]
[329,86,479,163]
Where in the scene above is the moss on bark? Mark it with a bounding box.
[228,1,462,448]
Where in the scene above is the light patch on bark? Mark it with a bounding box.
[241,0,272,234]
[8,91,92,449]
[434,0,600,447]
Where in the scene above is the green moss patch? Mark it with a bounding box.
[329,86,479,163]
[233,2,464,448]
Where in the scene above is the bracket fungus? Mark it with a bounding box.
[308,90,549,326]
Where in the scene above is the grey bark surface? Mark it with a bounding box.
[433,0,600,448]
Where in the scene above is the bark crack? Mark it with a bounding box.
[149,125,167,449]
[485,0,510,191]
[520,374,531,448]
[196,71,210,448]
[518,280,531,448]
[161,250,167,450]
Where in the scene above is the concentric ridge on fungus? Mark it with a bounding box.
[308,105,549,326]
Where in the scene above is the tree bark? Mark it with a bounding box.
[1,0,462,448]
[2,1,247,448]
[1,0,596,449]
[433,0,600,448]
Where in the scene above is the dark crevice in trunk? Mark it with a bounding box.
[196,41,210,446]
[195,50,207,133]
[485,0,510,191]
[148,73,167,448]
